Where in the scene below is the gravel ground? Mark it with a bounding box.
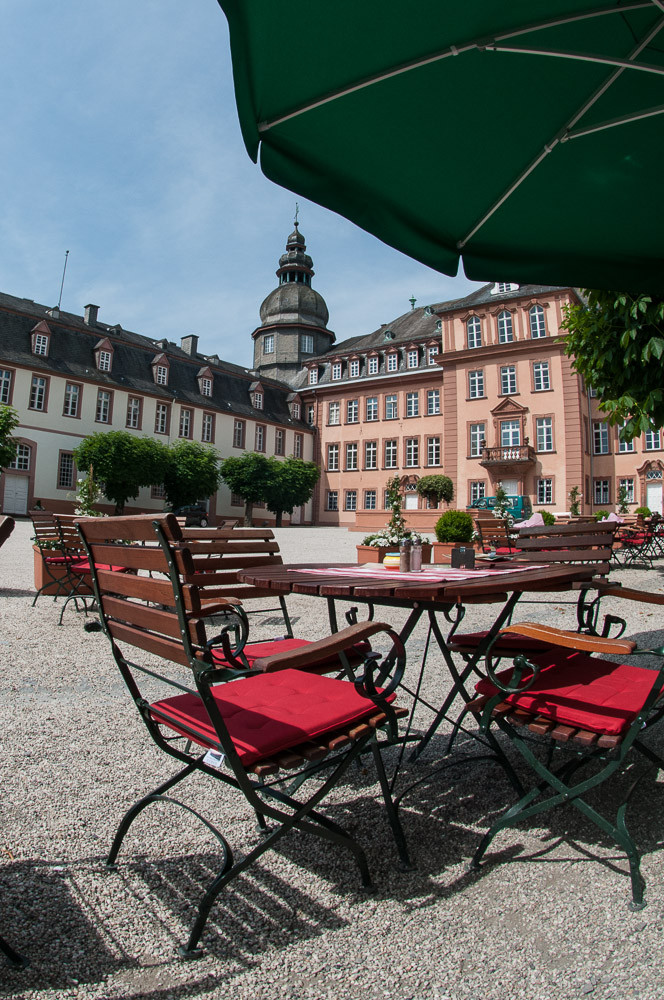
[3,519,664,1000]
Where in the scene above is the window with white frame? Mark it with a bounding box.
[529,304,546,338]
[345,443,358,470]
[386,352,398,372]
[427,436,441,466]
[306,404,315,425]
[29,375,47,410]
[366,396,378,421]
[253,391,264,409]
[344,490,357,511]
[96,390,112,424]
[155,403,169,435]
[407,349,418,369]
[497,310,513,343]
[500,420,521,447]
[470,481,485,503]
[500,365,517,395]
[126,397,141,429]
[349,359,360,378]
[368,355,379,375]
[593,421,609,454]
[326,490,339,511]
[294,433,303,459]
[308,368,318,385]
[406,391,419,417]
[619,477,635,503]
[9,443,30,471]
[364,489,377,510]
[63,383,80,418]
[594,478,610,504]
[385,394,398,419]
[364,440,377,469]
[405,438,419,467]
[327,443,339,471]
[536,416,553,452]
[468,369,484,398]
[427,345,439,365]
[202,413,214,443]
[233,419,245,448]
[98,350,112,372]
[300,334,314,353]
[155,365,168,386]
[470,422,485,457]
[58,452,75,489]
[178,408,191,437]
[201,377,212,397]
[0,368,12,404]
[467,316,482,349]
[332,362,342,380]
[537,478,553,504]
[291,401,300,419]
[255,424,265,451]
[275,428,284,455]
[533,361,550,391]
[385,439,398,468]
[263,334,274,354]
[645,429,662,450]
[151,484,166,500]
[427,389,440,415]
[346,399,359,423]
[33,333,49,356]
[328,401,340,425]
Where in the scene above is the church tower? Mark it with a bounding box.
[252,219,335,383]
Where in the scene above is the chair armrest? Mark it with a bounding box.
[593,584,664,605]
[501,622,636,655]
[251,620,394,672]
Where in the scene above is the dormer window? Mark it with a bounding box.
[308,367,318,385]
[367,355,379,375]
[31,322,51,357]
[201,378,212,396]
[156,365,168,385]
[254,391,264,409]
[386,352,398,373]
[197,366,214,397]
[94,338,114,373]
[292,402,301,419]
[34,334,49,356]
[427,345,439,365]
[491,282,520,294]
[407,348,419,369]
[349,358,360,378]
[332,362,342,380]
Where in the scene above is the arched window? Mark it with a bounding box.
[529,304,546,338]
[497,310,513,343]
[466,316,482,349]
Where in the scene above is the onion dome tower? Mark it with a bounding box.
[252,218,335,383]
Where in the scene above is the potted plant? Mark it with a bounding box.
[537,510,556,525]
[357,475,431,563]
[432,509,474,562]
[415,474,454,508]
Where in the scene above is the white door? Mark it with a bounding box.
[405,493,419,510]
[3,474,28,515]
[646,482,663,514]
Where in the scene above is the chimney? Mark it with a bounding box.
[181,334,199,356]
[84,303,99,326]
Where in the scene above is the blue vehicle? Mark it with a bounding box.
[468,494,533,520]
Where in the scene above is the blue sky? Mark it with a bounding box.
[1,0,482,367]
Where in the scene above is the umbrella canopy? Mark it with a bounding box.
[218,0,664,292]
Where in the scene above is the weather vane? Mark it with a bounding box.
[294,202,299,226]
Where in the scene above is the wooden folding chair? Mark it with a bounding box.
[76,514,411,957]
[464,589,664,908]
[30,510,75,604]
[473,512,519,554]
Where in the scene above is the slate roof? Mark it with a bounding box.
[0,291,305,428]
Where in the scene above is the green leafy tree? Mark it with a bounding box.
[415,474,454,506]
[220,452,275,526]
[74,431,165,514]
[264,457,320,527]
[0,405,19,470]
[162,440,222,510]
[563,290,664,441]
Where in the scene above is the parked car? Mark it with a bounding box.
[169,503,209,527]
[467,494,533,521]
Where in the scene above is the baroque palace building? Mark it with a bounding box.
[2,221,663,525]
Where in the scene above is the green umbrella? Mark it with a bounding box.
[218,0,664,291]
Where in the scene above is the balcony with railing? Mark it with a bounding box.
[480,444,536,469]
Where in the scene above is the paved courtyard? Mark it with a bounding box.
[3,519,664,1000]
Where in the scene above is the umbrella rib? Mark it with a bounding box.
[488,43,664,77]
[563,103,664,140]
[257,1,652,134]
[457,15,664,251]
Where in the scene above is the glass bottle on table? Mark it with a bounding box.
[410,539,422,572]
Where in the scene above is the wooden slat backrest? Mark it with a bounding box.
[177,527,284,601]
[515,520,616,575]
[29,510,60,546]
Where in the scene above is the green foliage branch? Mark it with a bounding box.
[0,405,19,470]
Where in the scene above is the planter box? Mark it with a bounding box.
[432,541,475,564]
[33,546,92,597]
[357,544,432,565]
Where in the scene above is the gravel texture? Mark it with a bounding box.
[3,519,664,1000]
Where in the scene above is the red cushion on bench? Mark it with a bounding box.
[475,649,657,736]
[150,668,394,765]
[69,560,129,574]
[211,636,370,671]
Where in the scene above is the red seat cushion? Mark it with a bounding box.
[43,555,69,565]
[475,649,658,735]
[150,668,394,766]
[450,630,552,653]
[482,546,521,555]
[210,636,370,672]
[69,560,129,574]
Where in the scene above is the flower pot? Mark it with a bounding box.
[432,541,473,564]
[357,544,432,565]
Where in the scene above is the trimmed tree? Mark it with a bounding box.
[264,457,320,527]
[563,290,664,441]
[415,474,454,506]
[0,405,19,471]
[74,431,166,514]
[220,452,275,526]
[162,440,222,510]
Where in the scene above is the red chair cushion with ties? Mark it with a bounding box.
[483,547,522,555]
[210,636,371,671]
[43,555,69,565]
[149,668,395,766]
[475,649,658,736]
[69,560,129,574]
